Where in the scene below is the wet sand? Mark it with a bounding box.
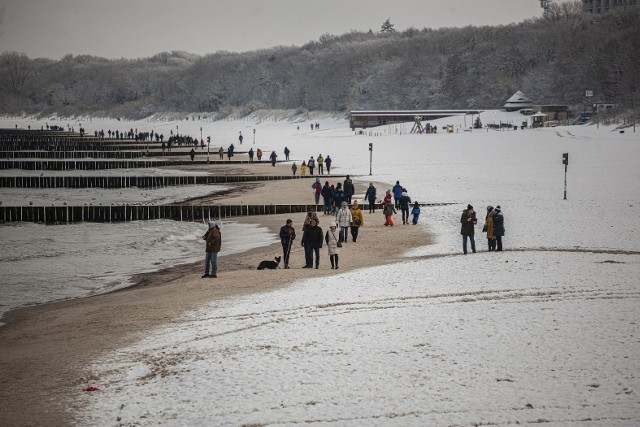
[0,162,431,426]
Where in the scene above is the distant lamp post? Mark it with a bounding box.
[562,153,569,200]
[207,136,211,164]
[368,143,373,175]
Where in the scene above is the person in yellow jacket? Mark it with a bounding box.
[301,160,307,176]
[350,200,364,242]
[317,154,324,175]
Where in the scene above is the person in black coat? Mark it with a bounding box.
[493,205,505,251]
[343,175,355,204]
[279,219,296,268]
[301,219,323,269]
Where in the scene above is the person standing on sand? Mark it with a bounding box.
[364,183,377,214]
[461,204,477,254]
[493,205,505,251]
[317,154,324,175]
[218,146,224,160]
[483,206,497,251]
[350,200,364,242]
[270,150,277,167]
[291,162,298,176]
[301,160,307,176]
[202,221,221,278]
[321,181,332,215]
[248,147,254,162]
[325,155,332,174]
[325,221,341,269]
[284,146,290,161]
[279,219,296,269]
[256,148,263,161]
[301,219,323,269]
[336,201,353,243]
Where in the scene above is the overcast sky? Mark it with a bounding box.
[0,0,567,60]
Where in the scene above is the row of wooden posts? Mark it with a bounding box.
[0,174,330,189]
[0,203,419,224]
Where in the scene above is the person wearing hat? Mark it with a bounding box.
[301,218,323,269]
[493,205,505,251]
[325,221,341,269]
[202,221,221,278]
[483,206,497,251]
[279,219,296,269]
[460,204,477,254]
[336,201,353,243]
[350,200,364,242]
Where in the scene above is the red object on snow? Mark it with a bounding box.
[83,386,100,392]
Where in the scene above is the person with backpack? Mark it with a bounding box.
[308,156,316,175]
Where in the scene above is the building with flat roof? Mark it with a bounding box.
[582,0,638,13]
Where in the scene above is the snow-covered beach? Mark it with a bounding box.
[1,112,639,425]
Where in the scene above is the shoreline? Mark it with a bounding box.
[0,170,430,426]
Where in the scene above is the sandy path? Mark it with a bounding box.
[0,171,429,426]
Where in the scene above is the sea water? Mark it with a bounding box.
[0,219,278,325]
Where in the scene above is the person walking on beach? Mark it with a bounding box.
[364,183,377,214]
[317,154,324,175]
[238,131,243,145]
[189,148,195,161]
[256,148,263,161]
[483,206,497,251]
[301,219,323,269]
[383,199,397,226]
[392,181,403,209]
[325,221,341,269]
[350,200,364,242]
[227,144,234,161]
[325,155,332,174]
[308,156,316,175]
[312,177,322,205]
[399,189,412,224]
[411,201,421,225]
[493,205,505,251]
[343,175,355,204]
[461,204,477,254]
[279,219,296,269]
[301,160,307,176]
[336,201,353,243]
[270,150,277,167]
[333,183,346,210]
[218,146,224,160]
[321,181,333,215]
[202,221,221,278]
[248,147,254,162]
[284,146,290,161]
[291,162,298,176]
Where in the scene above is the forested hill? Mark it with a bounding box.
[1,3,638,119]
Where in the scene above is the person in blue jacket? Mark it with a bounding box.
[411,201,421,225]
[392,181,403,209]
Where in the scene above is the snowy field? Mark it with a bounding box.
[2,113,640,425]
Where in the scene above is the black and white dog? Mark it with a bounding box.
[257,256,281,270]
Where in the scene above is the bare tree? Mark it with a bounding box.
[0,51,31,94]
